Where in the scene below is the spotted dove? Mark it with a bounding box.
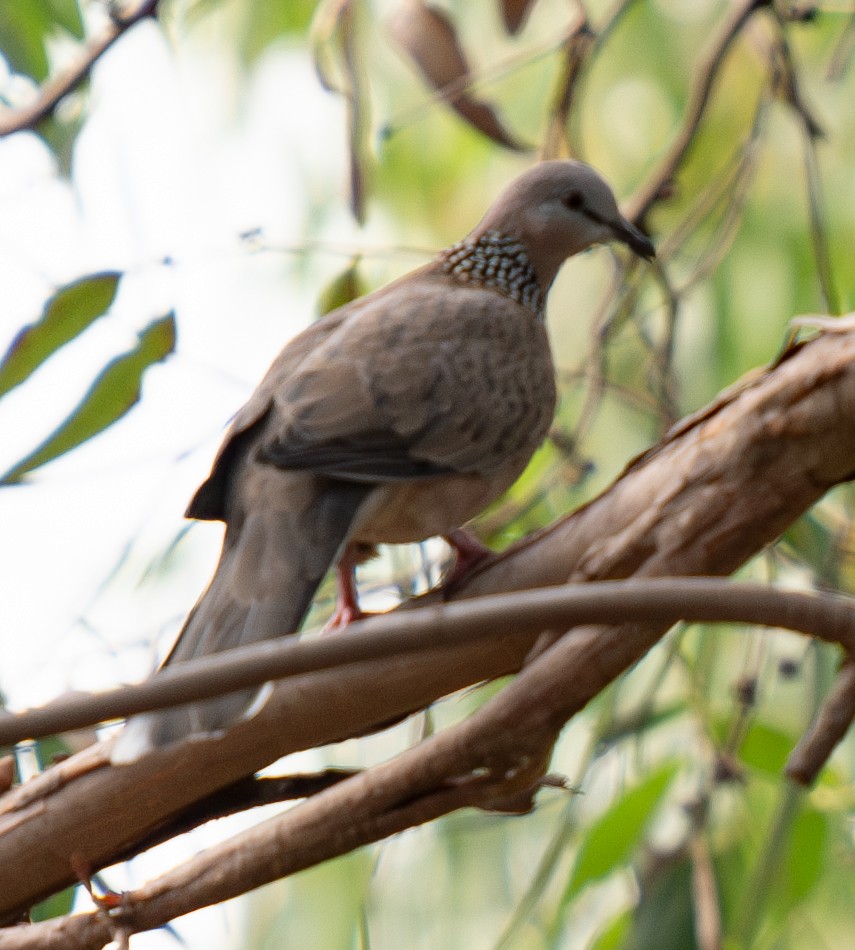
[112,160,655,762]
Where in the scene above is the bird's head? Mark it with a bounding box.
[472,160,655,291]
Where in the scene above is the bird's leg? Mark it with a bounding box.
[323,544,365,631]
[71,855,131,946]
[443,528,492,589]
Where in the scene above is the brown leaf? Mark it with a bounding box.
[500,0,539,35]
[388,0,528,151]
[310,0,371,223]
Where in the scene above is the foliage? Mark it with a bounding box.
[2,0,855,947]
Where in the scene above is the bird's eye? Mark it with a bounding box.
[562,190,584,210]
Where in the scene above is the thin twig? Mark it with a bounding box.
[542,18,593,159]
[0,0,160,137]
[766,13,839,314]
[690,832,723,950]
[626,0,770,224]
[786,660,855,784]
[2,579,855,747]
[562,0,646,160]
[659,88,769,288]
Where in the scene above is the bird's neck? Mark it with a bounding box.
[436,229,545,317]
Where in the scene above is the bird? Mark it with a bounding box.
[111,160,655,763]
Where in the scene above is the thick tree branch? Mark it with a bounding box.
[2,325,855,939]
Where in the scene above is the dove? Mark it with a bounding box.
[111,160,654,763]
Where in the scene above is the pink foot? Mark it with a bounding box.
[443,528,492,588]
[323,545,365,633]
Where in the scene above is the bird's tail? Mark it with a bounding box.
[111,478,369,764]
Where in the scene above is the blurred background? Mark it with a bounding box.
[2,0,855,946]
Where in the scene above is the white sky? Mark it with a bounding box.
[0,19,361,705]
[0,16,379,945]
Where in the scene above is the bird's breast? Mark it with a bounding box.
[350,449,536,545]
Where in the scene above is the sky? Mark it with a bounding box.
[0,14,372,945]
[0,18,358,706]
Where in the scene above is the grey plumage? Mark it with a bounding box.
[111,160,654,764]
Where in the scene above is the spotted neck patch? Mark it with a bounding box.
[437,229,544,317]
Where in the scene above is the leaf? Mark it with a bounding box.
[0,0,52,81]
[0,0,83,88]
[589,909,632,950]
[29,885,76,922]
[47,0,84,40]
[35,103,89,176]
[237,0,316,62]
[0,272,121,398]
[388,0,528,151]
[737,721,794,777]
[311,0,353,92]
[0,313,176,485]
[311,0,371,223]
[562,763,677,905]
[622,855,697,950]
[316,259,366,315]
[784,807,827,903]
[781,513,839,585]
[500,0,538,35]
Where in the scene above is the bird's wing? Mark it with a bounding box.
[187,267,555,519]
[185,303,356,520]
[260,272,556,482]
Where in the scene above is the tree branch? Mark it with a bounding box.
[626,0,770,223]
[3,325,855,938]
[0,0,160,138]
[786,659,855,785]
[2,579,855,746]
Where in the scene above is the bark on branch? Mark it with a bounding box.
[2,325,855,945]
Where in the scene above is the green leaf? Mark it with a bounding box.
[0,313,176,485]
[590,909,632,950]
[34,105,88,177]
[316,259,365,316]
[47,0,84,39]
[238,0,317,62]
[738,721,794,777]
[0,0,52,81]
[0,0,84,82]
[623,856,697,950]
[785,807,827,904]
[0,272,121,398]
[29,885,76,922]
[563,762,677,905]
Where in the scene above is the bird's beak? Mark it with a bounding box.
[611,217,655,260]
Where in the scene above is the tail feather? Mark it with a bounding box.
[111,476,369,764]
